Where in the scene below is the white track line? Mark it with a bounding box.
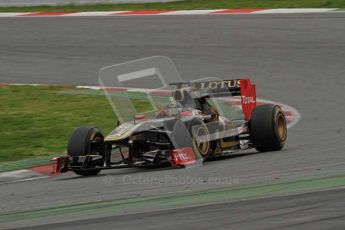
[253,8,336,14]
[0,169,32,178]
[68,11,128,16]
[161,10,218,15]
[0,13,22,17]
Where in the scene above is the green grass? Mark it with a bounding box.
[0,85,151,163]
[0,0,344,12]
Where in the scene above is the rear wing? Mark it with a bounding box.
[238,79,257,120]
[171,79,256,120]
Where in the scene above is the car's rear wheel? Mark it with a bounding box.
[250,104,287,152]
[67,126,105,176]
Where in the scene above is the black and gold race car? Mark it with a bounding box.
[53,79,287,176]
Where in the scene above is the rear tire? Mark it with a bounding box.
[250,104,287,152]
[67,126,104,176]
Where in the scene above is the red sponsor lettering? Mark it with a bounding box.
[171,147,196,166]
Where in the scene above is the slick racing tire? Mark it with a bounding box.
[67,126,105,176]
[250,104,287,152]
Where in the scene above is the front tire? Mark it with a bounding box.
[250,104,287,152]
[67,126,104,176]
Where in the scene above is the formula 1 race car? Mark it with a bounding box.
[53,79,287,176]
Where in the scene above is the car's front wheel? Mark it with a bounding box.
[67,126,105,176]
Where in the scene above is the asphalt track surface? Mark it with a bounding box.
[1,13,345,229]
[7,187,345,230]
